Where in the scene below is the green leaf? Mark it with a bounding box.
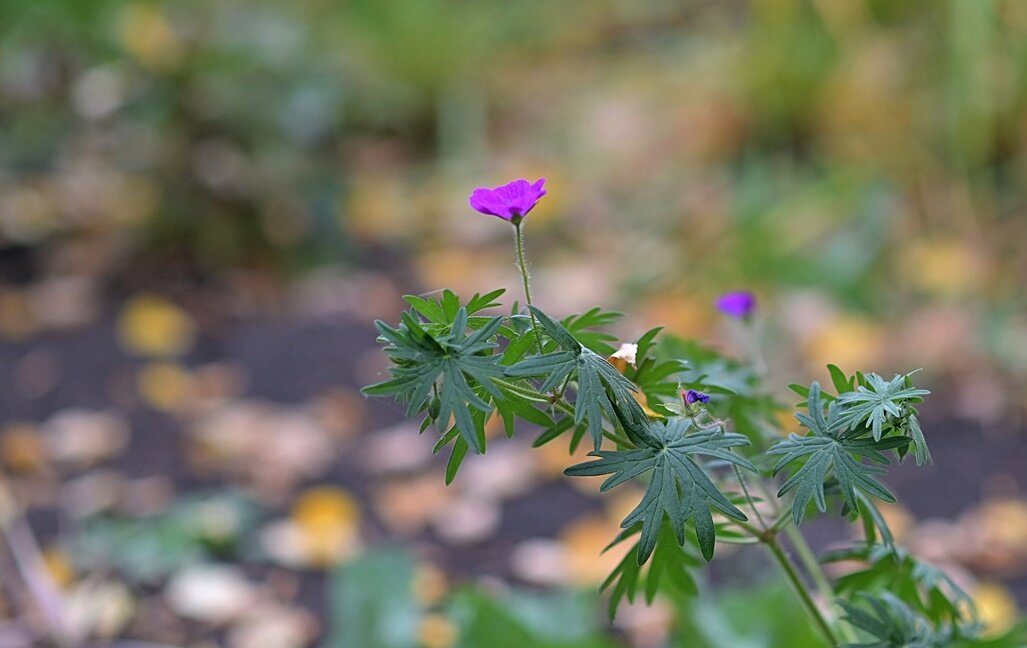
[600,526,699,619]
[506,306,642,451]
[562,307,623,355]
[441,289,460,319]
[466,288,506,314]
[565,417,753,563]
[529,304,581,351]
[494,384,555,440]
[768,382,908,525]
[403,294,447,322]
[450,587,622,648]
[789,383,811,398]
[532,417,575,448]
[905,414,932,466]
[854,492,895,548]
[823,545,973,627]
[828,364,854,394]
[363,307,506,454]
[835,372,930,441]
[839,593,938,647]
[835,589,1007,647]
[630,327,689,410]
[500,328,537,365]
[327,549,418,648]
[446,438,469,485]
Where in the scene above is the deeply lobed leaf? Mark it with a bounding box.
[363,306,507,454]
[507,306,644,451]
[566,417,754,563]
[769,382,912,525]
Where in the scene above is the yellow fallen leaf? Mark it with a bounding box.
[118,295,195,358]
[137,362,194,412]
[0,423,48,472]
[42,547,75,589]
[288,487,363,567]
[972,582,1019,637]
[412,563,449,607]
[419,613,458,648]
[117,3,183,71]
[293,487,360,533]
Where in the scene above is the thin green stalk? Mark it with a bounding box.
[784,524,858,643]
[771,512,793,532]
[733,517,765,538]
[513,220,545,354]
[733,464,769,531]
[784,525,835,609]
[756,475,851,642]
[765,537,840,647]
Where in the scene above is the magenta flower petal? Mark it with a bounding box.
[468,178,547,222]
[716,291,757,319]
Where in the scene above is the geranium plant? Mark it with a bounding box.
[363,179,1020,647]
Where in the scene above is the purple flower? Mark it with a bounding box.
[685,389,710,405]
[469,178,547,223]
[716,291,756,320]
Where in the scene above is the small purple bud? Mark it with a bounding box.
[685,389,710,405]
[469,178,547,223]
[716,291,756,320]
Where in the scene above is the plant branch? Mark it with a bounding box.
[783,524,858,643]
[764,536,839,647]
[784,525,834,608]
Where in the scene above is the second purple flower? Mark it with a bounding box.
[716,291,757,320]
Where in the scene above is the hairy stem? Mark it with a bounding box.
[765,536,839,647]
[513,220,545,354]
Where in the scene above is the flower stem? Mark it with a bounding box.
[513,220,545,355]
[764,536,839,647]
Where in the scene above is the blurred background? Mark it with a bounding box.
[1,0,1026,645]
